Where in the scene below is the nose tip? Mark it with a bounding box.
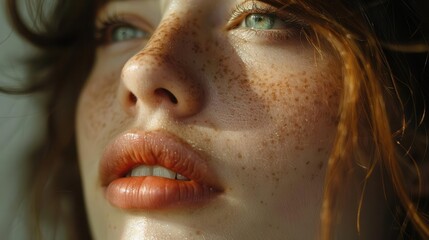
[120,56,205,119]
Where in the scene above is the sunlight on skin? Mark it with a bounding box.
[76,0,357,239]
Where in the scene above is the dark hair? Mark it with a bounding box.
[4,0,101,238]
[3,0,429,239]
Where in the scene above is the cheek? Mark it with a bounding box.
[247,59,341,143]
[225,39,342,140]
[77,70,125,143]
[225,55,342,194]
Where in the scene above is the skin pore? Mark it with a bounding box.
[75,0,374,239]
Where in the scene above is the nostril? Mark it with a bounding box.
[154,88,178,104]
[129,92,137,105]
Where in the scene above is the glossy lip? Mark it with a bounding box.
[100,130,222,210]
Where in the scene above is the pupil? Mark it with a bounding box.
[114,27,137,42]
[254,16,264,22]
[121,29,131,39]
[247,14,274,29]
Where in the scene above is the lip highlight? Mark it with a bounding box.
[100,130,222,209]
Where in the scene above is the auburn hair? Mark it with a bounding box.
[4,0,429,239]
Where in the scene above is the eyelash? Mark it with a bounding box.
[95,2,306,45]
[229,2,306,40]
[95,13,143,45]
[96,14,119,44]
[231,1,277,22]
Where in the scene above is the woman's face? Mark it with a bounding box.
[76,0,342,239]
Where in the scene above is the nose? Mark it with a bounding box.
[119,18,205,119]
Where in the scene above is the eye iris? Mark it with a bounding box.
[112,26,145,42]
[245,14,275,29]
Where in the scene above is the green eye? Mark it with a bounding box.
[244,13,276,30]
[111,25,148,42]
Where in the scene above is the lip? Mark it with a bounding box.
[100,130,222,209]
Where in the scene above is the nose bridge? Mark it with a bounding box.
[119,10,205,119]
[145,14,185,58]
[148,7,205,62]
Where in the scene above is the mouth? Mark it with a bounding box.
[100,130,222,210]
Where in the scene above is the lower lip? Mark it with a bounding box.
[105,176,218,209]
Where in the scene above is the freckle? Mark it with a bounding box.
[195,230,202,235]
[318,161,324,170]
[306,161,310,165]
[238,153,242,159]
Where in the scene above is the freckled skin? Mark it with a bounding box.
[76,1,344,240]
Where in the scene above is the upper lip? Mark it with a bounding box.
[99,129,222,190]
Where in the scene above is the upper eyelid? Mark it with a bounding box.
[96,12,125,28]
[95,1,157,31]
[228,1,309,31]
[227,1,285,30]
[94,12,154,45]
[232,1,278,17]
[96,12,155,33]
[95,0,165,30]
